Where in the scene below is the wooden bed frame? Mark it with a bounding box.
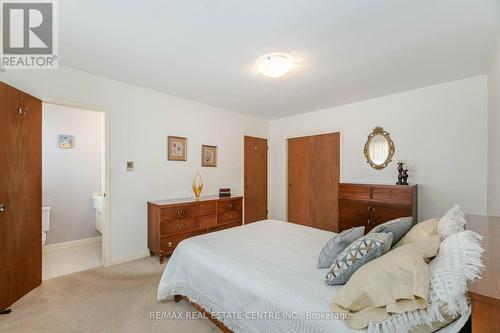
[174,295,234,333]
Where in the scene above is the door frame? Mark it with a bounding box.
[285,129,344,221]
[42,99,112,267]
[241,133,269,224]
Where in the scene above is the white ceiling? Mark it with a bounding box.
[59,0,500,119]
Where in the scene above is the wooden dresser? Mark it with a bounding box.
[148,196,243,263]
[338,183,418,233]
[467,215,500,333]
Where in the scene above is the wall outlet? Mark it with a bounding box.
[126,161,134,171]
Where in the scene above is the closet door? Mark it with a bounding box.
[0,82,42,311]
[288,136,312,226]
[310,133,340,231]
[287,133,340,232]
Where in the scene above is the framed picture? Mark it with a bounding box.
[202,145,217,167]
[168,136,187,161]
[58,134,73,148]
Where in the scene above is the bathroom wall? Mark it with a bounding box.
[42,103,103,244]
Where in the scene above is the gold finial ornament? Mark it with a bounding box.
[192,171,204,199]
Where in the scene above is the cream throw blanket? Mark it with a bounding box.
[332,230,483,333]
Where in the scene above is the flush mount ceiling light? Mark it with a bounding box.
[256,53,294,78]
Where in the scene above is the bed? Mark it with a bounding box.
[157,220,468,333]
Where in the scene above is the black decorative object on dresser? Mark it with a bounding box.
[396,162,409,185]
[338,183,417,233]
[148,196,243,263]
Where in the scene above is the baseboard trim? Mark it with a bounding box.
[110,250,150,266]
[43,236,102,253]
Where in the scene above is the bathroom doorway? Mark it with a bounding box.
[41,103,106,280]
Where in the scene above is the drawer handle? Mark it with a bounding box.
[167,241,173,247]
[367,206,376,213]
[367,219,374,225]
[228,203,234,209]
[177,209,186,218]
[177,222,185,230]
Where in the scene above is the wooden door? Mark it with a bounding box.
[0,82,42,312]
[288,133,340,232]
[244,136,268,223]
[287,136,312,226]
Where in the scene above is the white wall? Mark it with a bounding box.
[42,104,103,244]
[0,67,490,261]
[269,76,488,221]
[488,36,500,217]
[0,67,269,263]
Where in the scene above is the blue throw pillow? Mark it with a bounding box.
[317,226,365,268]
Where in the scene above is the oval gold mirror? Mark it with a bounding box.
[364,127,395,170]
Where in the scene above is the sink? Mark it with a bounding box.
[92,193,104,211]
[92,193,104,234]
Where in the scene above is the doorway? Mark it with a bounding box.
[41,103,105,279]
[244,136,268,224]
[287,132,340,232]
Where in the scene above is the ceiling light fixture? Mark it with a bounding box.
[256,53,294,78]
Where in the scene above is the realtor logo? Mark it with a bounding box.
[1,0,58,69]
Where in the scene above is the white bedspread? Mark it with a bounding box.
[157,220,465,333]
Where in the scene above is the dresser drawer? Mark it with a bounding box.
[218,210,242,224]
[372,186,413,204]
[198,214,216,228]
[339,199,372,216]
[339,215,372,233]
[371,203,413,221]
[199,202,216,216]
[339,184,371,200]
[160,217,199,235]
[217,199,242,213]
[339,201,372,233]
[161,230,205,253]
[161,204,198,221]
[208,220,242,232]
[339,199,409,233]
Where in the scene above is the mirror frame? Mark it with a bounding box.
[364,127,395,170]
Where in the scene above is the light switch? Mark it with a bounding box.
[126,161,134,171]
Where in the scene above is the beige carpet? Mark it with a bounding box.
[0,257,219,333]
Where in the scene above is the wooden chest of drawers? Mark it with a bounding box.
[338,183,417,233]
[148,196,243,263]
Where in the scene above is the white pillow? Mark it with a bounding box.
[437,204,466,239]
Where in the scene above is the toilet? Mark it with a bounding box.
[42,206,51,245]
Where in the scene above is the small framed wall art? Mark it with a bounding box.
[58,134,73,148]
[168,136,187,161]
[202,145,217,167]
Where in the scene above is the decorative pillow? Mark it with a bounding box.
[325,232,392,285]
[317,226,365,268]
[368,217,413,247]
[437,204,466,239]
[394,218,439,248]
[330,235,442,330]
